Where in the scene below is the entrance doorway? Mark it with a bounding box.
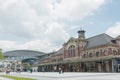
[117,64,120,72]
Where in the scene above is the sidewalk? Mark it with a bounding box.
[0,77,13,80]
[0,72,12,80]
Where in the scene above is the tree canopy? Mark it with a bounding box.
[0,51,5,60]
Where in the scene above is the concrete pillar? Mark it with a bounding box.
[102,61,104,72]
[76,63,80,72]
[98,62,102,72]
[105,61,110,72]
[93,62,95,72]
[112,59,115,72]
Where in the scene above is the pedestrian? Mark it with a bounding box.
[58,67,63,74]
[6,68,11,74]
[30,69,33,73]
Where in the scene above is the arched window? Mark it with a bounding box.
[82,53,88,58]
[68,45,76,57]
[68,49,71,57]
[86,52,89,58]
[113,50,118,55]
[96,51,100,57]
[103,50,108,56]
[82,53,85,58]
[89,52,93,58]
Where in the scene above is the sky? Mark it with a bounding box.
[0,0,120,53]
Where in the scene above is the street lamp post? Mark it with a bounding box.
[14,60,17,72]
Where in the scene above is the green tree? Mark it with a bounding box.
[0,50,5,60]
[24,63,31,71]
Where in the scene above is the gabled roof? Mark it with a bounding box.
[55,47,64,54]
[115,35,120,40]
[84,33,114,49]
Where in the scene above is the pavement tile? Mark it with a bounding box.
[0,77,13,80]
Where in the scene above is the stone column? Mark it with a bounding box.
[112,59,115,72]
[109,60,112,72]
[106,61,110,72]
[102,61,104,72]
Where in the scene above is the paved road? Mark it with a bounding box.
[1,72,120,80]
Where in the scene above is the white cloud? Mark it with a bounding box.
[45,22,69,42]
[0,0,18,11]
[51,0,105,20]
[0,40,60,53]
[0,0,106,52]
[19,40,59,53]
[106,22,120,38]
[0,40,17,52]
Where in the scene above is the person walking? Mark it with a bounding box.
[30,69,33,73]
[58,67,63,74]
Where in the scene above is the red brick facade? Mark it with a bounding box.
[38,30,120,72]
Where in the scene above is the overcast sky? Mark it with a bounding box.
[0,0,120,53]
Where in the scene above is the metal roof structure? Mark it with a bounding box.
[3,50,45,57]
[55,48,64,54]
[84,33,114,49]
